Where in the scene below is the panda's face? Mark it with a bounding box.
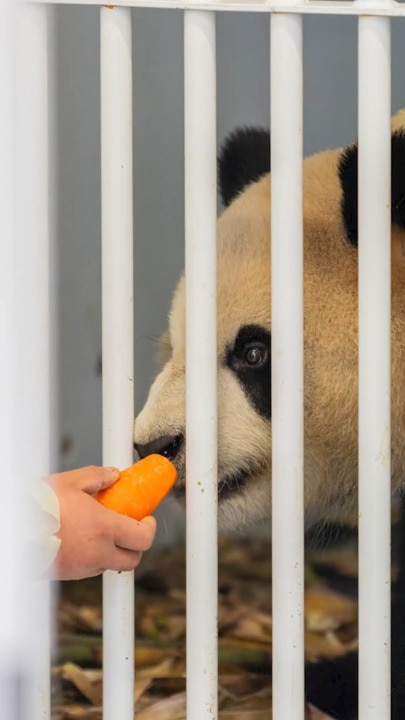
[135,180,274,531]
[134,114,405,532]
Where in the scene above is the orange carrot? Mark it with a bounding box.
[96,455,177,521]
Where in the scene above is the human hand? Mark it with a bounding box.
[46,466,156,580]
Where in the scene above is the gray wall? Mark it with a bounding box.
[56,9,405,544]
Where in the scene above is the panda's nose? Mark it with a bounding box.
[134,434,183,462]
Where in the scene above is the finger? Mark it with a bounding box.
[108,548,143,573]
[112,514,157,553]
[76,566,106,580]
[53,465,120,494]
[78,465,121,493]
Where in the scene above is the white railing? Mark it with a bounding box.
[358,16,392,719]
[270,13,304,720]
[100,8,136,719]
[184,11,219,720]
[23,0,405,15]
[1,1,394,719]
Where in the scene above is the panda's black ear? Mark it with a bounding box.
[339,130,405,247]
[218,127,270,208]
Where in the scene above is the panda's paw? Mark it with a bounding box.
[305,653,358,720]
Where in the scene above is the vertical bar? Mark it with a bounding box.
[270,13,304,720]
[0,0,24,714]
[184,11,218,720]
[100,8,135,720]
[14,4,55,719]
[358,16,391,720]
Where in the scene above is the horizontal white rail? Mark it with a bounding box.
[24,0,405,18]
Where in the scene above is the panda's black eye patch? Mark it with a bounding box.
[226,325,271,419]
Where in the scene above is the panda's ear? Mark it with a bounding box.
[339,130,405,247]
[218,127,270,208]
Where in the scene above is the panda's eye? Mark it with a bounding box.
[225,324,271,373]
[242,344,268,367]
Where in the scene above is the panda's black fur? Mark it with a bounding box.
[339,133,405,245]
[219,125,405,720]
[218,126,271,208]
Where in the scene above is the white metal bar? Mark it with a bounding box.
[184,10,218,720]
[24,0,405,19]
[357,16,392,720]
[100,7,135,720]
[0,1,26,715]
[271,12,304,720]
[13,4,55,719]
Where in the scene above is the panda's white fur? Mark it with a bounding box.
[134,107,405,535]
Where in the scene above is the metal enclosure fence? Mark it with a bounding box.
[0,0,400,719]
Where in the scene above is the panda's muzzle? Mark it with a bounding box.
[135,433,184,462]
[171,465,252,501]
[135,434,262,502]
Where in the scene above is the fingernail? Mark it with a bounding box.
[107,467,120,481]
[141,515,156,529]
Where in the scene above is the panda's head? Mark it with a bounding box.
[134,109,405,532]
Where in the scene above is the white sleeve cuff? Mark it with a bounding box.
[29,479,62,579]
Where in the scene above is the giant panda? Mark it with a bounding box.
[134,108,405,719]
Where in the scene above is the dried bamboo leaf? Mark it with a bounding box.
[136,657,176,679]
[134,678,153,703]
[53,705,102,719]
[304,629,357,663]
[219,692,270,718]
[58,603,102,634]
[220,712,270,720]
[136,690,187,720]
[306,703,337,719]
[232,613,272,644]
[305,589,357,632]
[62,663,102,705]
[218,674,270,699]
[135,646,179,668]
